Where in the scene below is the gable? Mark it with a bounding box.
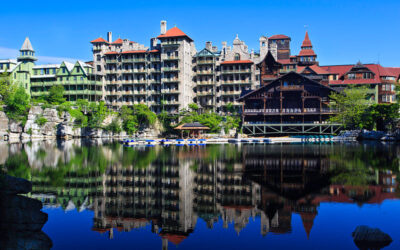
[238,72,338,101]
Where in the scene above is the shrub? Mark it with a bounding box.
[105,119,122,134]
[35,116,48,126]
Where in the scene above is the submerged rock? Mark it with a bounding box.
[0,174,52,250]
[0,175,32,195]
[352,225,392,249]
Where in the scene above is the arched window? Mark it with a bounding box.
[234,53,240,61]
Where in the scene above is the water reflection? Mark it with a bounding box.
[1,141,399,248]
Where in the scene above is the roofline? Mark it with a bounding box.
[237,71,339,101]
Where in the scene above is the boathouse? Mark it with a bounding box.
[237,70,341,135]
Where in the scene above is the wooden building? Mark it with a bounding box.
[237,55,341,135]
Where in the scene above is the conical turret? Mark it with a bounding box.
[17,37,37,62]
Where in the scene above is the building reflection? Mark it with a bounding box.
[8,141,398,248]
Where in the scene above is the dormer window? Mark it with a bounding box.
[348,73,356,80]
[363,72,372,79]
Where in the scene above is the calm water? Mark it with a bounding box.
[1,141,400,250]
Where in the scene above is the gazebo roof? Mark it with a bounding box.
[175,122,210,130]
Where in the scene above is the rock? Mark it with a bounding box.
[42,108,60,123]
[9,121,23,134]
[0,194,47,232]
[352,225,392,250]
[0,231,52,250]
[0,175,32,195]
[0,111,9,136]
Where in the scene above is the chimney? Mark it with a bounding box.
[107,32,112,43]
[160,20,167,35]
[205,41,212,51]
[150,38,157,49]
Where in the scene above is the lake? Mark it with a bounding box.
[1,140,399,250]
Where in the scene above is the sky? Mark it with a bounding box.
[0,0,399,66]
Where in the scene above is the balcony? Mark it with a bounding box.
[196,81,214,85]
[163,56,180,61]
[105,69,118,74]
[243,108,338,115]
[161,41,180,47]
[161,89,180,94]
[279,85,304,91]
[121,58,146,63]
[221,101,241,106]
[197,60,214,65]
[196,91,213,96]
[221,81,251,85]
[163,100,180,105]
[105,59,118,64]
[162,67,180,72]
[150,57,161,62]
[196,70,214,75]
[220,69,251,74]
[163,78,180,83]
[220,91,242,96]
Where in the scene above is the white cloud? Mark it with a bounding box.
[0,46,85,64]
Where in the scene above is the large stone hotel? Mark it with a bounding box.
[1,20,400,114]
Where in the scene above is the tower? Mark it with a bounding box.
[17,37,36,92]
[297,31,318,66]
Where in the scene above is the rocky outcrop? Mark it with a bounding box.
[0,175,52,250]
[1,106,161,141]
[23,107,63,139]
[352,225,392,249]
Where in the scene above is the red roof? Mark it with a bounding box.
[160,233,187,245]
[278,59,296,65]
[269,34,290,40]
[149,49,159,53]
[321,63,398,85]
[297,65,330,75]
[104,51,119,55]
[157,27,193,41]
[301,31,313,48]
[91,37,108,43]
[298,49,316,56]
[121,50,147,54]
[221,60,253,65]
[112,38,124,44]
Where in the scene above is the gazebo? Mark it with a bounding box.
[174,122,210,138]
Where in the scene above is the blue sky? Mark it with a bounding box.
[1,0,399,66]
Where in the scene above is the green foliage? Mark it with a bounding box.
[188,103,199,112]
[118,105,157,134]
[158,111,178,135]
[47,85,66,105]
[133,104,157,126]
[223,115,241,134]
[56,101,72,117]
[4,86,30,123]
[27,128,32,135]
[0,71,12,104]
[329,86,372,129]
[69,108,88,128]
[180,111,223,133]
[105,119,122,134]
[35,116,47,126]
[87,101,108,128]
[330,86,399,131]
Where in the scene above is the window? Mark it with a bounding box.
[97,65,101,71]
[62,68,66,74]
[77,67,80,73]
[96,55,101,61]
[52,69,56,74]
[234,53,240,61]
[363,72,372,79]
[348,73,356,80]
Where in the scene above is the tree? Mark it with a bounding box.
[4,86,30,123]
[188,103,199,113]
[47,85,66,105]
[0,71,12,103]
[368,103,399,131]
[132,104,157,127]
[88,101,108,128]
[329,86,372,129]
